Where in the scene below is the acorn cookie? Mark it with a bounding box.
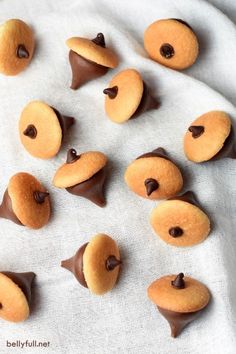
[147,273,211,337]
[0,172,51,229]
[103,68,159,123]
[19,101,75,159]
[66,33,119,89]
[184,111,236,162]
[144,19,199,70]
[61,234,121,295]
[0,19,35,75]
[124,147,183,200]
[53,149,108,207]
[0,271,35,322]
[150,191,211,247]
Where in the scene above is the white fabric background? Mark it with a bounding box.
[0,0,236,353]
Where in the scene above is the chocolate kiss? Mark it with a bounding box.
[66,168,107,207]
[66,148,80,163]
[106,256,122,271]
[92,33,106,47]
[33,191,49,204]
[53,108,75,139]
[137,147,169,161]
[132,82,159,119]
[168,190,198,206]
[61,243,88,288]
[0,190,22,225]
[157,306,201,338]
[188,125,204,138]
[23,124,37,139]
[2,271,35,304]
[17,44,29,59]
[144,178,159,196]
[103,86,118,99]
[171,273,185,289]
[69,50,109,90]
[169,227,183,238]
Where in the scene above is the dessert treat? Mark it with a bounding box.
[66,33,119,89]
[144,19,199,70]
[53,149,108,207]
[150,191,211,247]
[19,101,75,159]
[61,234,121,295]
[184,111,236,162]
[124,147,183,200]
[0,19,35,75]
[147,273,211,337]
[103,68,159,123]
[0,172,51,229]
[0,271,35,322]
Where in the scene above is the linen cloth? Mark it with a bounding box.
[0,0,236,353]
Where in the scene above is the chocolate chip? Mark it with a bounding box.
[188,125,204,138]
[171,273,185,289]
[23,125,37,139]
[33,191,49,204]
[144,178,159,196]
[160,43,174,59]
[16,44,29,59]
[66,149,80,164]
[169,226,183,237]
[92,33,106,48]
[106,255,122,271]
[103,86,118,99]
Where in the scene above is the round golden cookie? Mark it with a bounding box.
[147,274,210,313]
[83,234,121,295]
[184,111,232,162]
[53,151,107,188]
[66,35,118,69]
[19,101,63,159]
[144,19,199,70]
[104,69,144,123]
[150,199,210,247]
[124,151,183,200]
[0,272,30,322]
[0,19,35,75]
[8,172,50,229]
